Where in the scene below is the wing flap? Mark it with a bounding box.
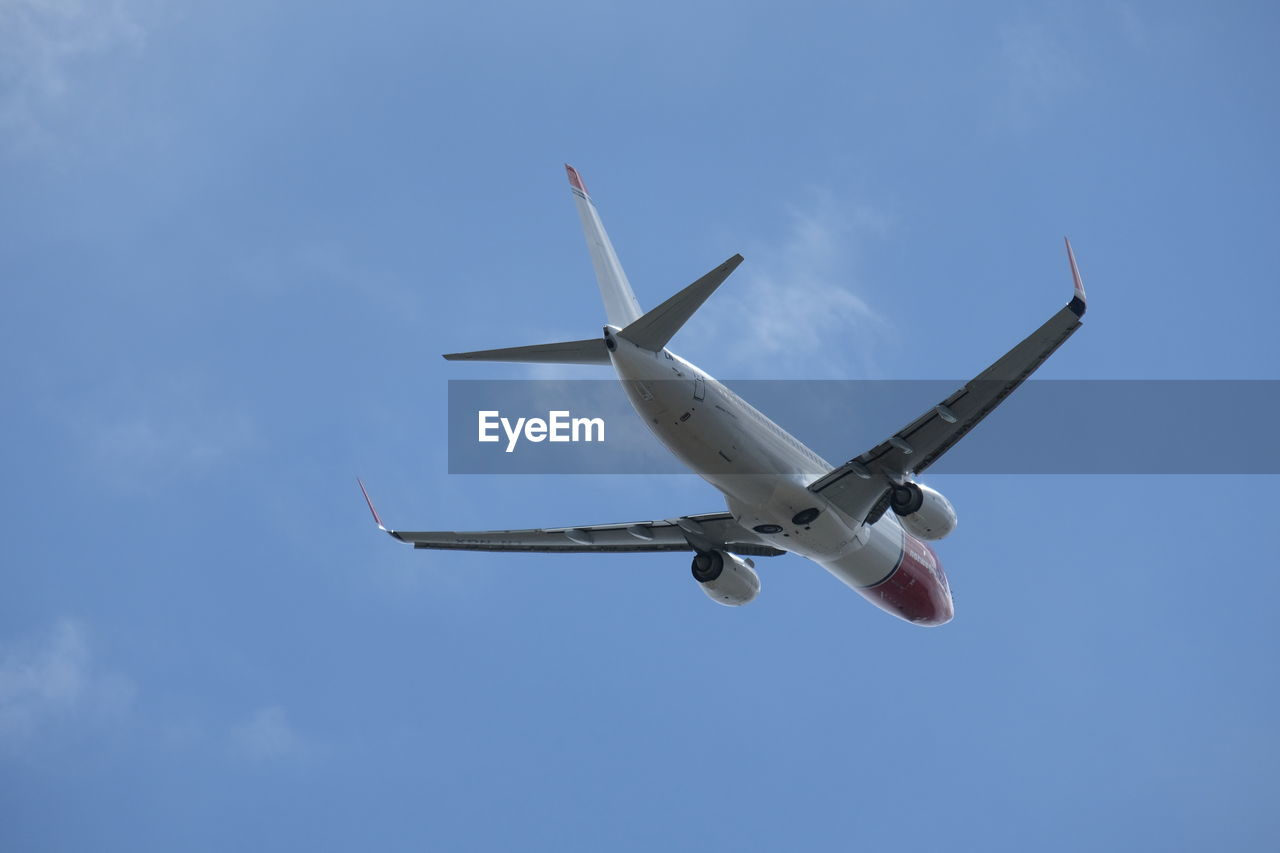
[810,240,1088,524]
[363,497,783,557]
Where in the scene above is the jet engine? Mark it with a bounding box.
[691,550,761,606]
[889,482,957,541]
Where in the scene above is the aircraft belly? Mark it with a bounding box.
[613,342,952,625]
[821,516,908,587]
[620,372,756,481]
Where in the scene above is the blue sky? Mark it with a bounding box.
[3,1,1278,850]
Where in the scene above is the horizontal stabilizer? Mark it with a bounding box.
[619,254,743,352]
[443,337,611,365]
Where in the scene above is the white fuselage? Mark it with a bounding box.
[607,328,953,623]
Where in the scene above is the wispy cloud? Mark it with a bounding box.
[71,377,258,492]
[695,192,894,377]
[994,18,1084,130]
[0,0,146,153]
[230,704,308,761]
[90,408,256,482]
[1117,4,1148,48]
[236,240,425,318]
[0,619,134,746]
[0,622,322,762]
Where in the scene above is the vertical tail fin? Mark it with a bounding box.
[565,164,644,327]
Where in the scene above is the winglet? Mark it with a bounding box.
[1065,237,1087,318]
[357,478,387,531]
[565,163,589,198]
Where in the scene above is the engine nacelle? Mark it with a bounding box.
[691,550,761,606]
[890,482,958,541]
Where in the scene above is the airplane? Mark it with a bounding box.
[359,165,1088,626]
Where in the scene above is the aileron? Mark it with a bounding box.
[811,241,1088,525]
[380,511,783,557]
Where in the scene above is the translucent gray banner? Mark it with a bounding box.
[447,380,1280,474]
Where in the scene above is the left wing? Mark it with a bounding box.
[357,480,783,557]
[809,238,1088,525]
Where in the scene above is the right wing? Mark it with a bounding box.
[809,238,1088,525]
[357,480,783,557]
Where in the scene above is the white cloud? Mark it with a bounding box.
[695,192,894,377]
[236,240,425,317]
[995,18,1084,129]
[0,619,135,745]
[74,377,259,491]
[90,407,256,482]
[1117,4,1147,48]
[230,704,307,761]
[0,0,147,152]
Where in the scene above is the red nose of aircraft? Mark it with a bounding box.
[862,538,955,626]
